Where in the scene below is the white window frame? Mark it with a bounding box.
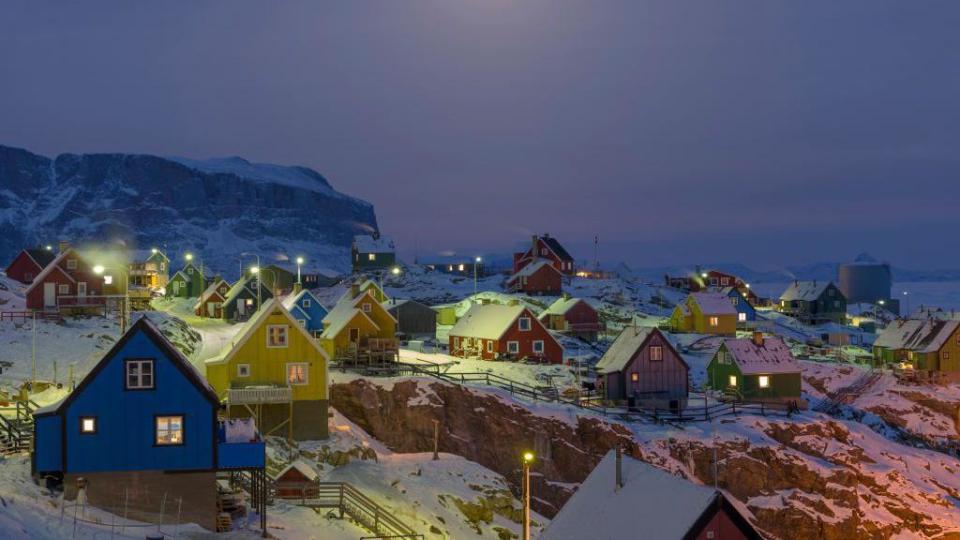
[362,303,371,313]
[286,362,309,386]
[303,299,311,308]
[518,317,531,332]
[649,345,663,361]
[266,325,289,348]
[738,312,747,322]
[155,415,184,446]
[298,319,307,328]
[187,267,193,275]
[758,375,770,388]
[66,259,77,270]
[237,364,250,377]
[125,359,155,390]
[486,340,493,353]
[532,340,544,353]
[58,284,69,294]
[507,341,519,354]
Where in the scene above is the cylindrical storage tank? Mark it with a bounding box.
[837,254,891,304]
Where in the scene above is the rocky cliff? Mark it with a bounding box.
[0,145,378,274]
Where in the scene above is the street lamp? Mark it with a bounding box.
[474,256,482,294]
[185,253,193,262]
[522,451,534,540]
[94,264,129,335]
[296,256,304,285]
[903,291,910,315]
[241,253,261,310]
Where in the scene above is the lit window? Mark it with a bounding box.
[709,316,719,327]
[80,417,96,434]
[650,346,663,361]
[104,275,114,285]
[630,372,639,382]
[362,303,371,312]
[507,341,519,354]
[303,299,311,308]
[58,284,69,294]
[518,317,531,331]
[187,267,193,275]
[245,298,254,306]
[717,351,726,364]
[267,325,288,348]
[126,359,154,389]
[368,253,376,261]
[533,340,544,353]
[66,259,77,270]
[287,363,308,385]
[758,375,770,388]
[237,364,250,377]
[155,415,184,445]
[728,375,737,387]
[447,265,453,271]
[738,312,747,322]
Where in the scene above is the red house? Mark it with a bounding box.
[4,247,56,284]
[271,460,319,499]
[506,260,562,295]
[25,249,105,310]
[448,304,563,363]
[664,268,762,306]
[194,279,230,318]
[513,234,575,275]
[539,296,603,341]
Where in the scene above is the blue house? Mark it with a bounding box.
[282,288,329,337]
[32,317,266,531]
[722,286,756,323]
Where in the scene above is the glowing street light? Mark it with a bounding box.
[474,256,482,294]
[522,451,534,540]
[151,247,158,255]
[296,256,304,285]
[250,266,260,274]
[391,266,401,275]
[93,264,128,334]
[185,253,193,261]
[45,245,53,251]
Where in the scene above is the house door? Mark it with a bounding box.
[237,300,246,316]
[349,328,360,343]
[77,282,87,301]
[208,302,217,317]
[43,283,56,308]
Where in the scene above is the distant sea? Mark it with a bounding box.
[749,281,960,313]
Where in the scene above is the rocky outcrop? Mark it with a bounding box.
[0,145,378,274]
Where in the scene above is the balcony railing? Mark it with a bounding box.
[227,385,293,405]
[217,422,265,469]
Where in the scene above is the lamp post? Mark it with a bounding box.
[474,256,482,294]
[241,253,261,309]
[250,265,276,313]
[903,291,909,316]
[296,256,304,285]
[94,264,129,335]
[522,451,534,540]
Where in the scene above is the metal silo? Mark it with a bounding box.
[837,253,892,304]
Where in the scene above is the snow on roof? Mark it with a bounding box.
[540,297,584,318]
[723,336,800,375]
[543,450,720,540]
[690,292,737,315]
[319,291,383,339]
[780,281,834,301]
[508,260,560,283]
[206,298,328,365]
[353,235,395,253]
[874,319,929,350]
[282,288,320,311]
[273,459,319,482]
[595,326,657,373]
[449,304,526,340]
[916,321,960,353]
[193,279,228,310]
[24,249,78,294]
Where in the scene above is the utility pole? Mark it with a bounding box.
[522,452,534,540]
[474,256,482,294]
[31,311,37,387]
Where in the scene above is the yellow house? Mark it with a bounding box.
[357,278,389,303]
[670,292,737,336]
[319,288,397,358]
[205,298,329,440]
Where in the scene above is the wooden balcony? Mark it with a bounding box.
[227,385,293,405]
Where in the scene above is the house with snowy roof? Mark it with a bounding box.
[512,233,575,275]
[386,298,437,338]
[221,274,275,321]
[33,317,266,531]
[128,249,170,289]
[205,298,330,440]
[193,278,230,318]
[25,248,108,310]
[670,292,738,335]
[166,261,206,298]
[909,305,960,321]
[720,286,756,324]
[448,303,562,363]
[706,332,802,404]
[595,326,688,408]
[544,449,762,540]
[873,319,960,377]
[505,259,562,295]
[319,286,397,359]
[352,233,396,272]
[4,246,56,284]
[539,295,603,340]
[272,459,320,499]
[778,280,846,324]
[283,288,328,337]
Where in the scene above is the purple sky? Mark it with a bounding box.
[1,1,958,269]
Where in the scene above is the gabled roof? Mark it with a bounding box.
[36,317,218,416]
[722,336,799,375]
[540,297,590,318]
[449,304,526,340]
[205,298,328,366]
[282,288,322,313]
[915,321,960,353]
[543,450,761,540]
[507,260,561,283]
[24,249,81,294]
[23,248,57,269]
[353,234,395,253]
[272,459,319,482]
[193,279,229,310]
[223,275,273,305]
[873,319,929,350]
[689,292,737,315]
[169,270,189,283]
[595,326,685,374]
[780,281,835,302]
[541,236,574,262]
[319,302,379,339]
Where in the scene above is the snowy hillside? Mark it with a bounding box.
[0,145,379,275]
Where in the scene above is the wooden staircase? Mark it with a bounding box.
[0,399,37,455]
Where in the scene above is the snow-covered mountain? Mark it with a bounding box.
[0,145,378,275]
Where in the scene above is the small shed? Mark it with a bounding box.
[595,326,688,408]
[272,460,319,499]
[387,299,438,338]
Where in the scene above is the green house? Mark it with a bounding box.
[872,319,929,367]
[352,234,396,272]
[222,275,274,321]
[166,271,191,298]
[706,334,801,403]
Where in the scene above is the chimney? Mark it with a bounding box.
[531,235,539,259]
[615,445,624,490]
[58,240,70,254]
[752,331,765,347]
